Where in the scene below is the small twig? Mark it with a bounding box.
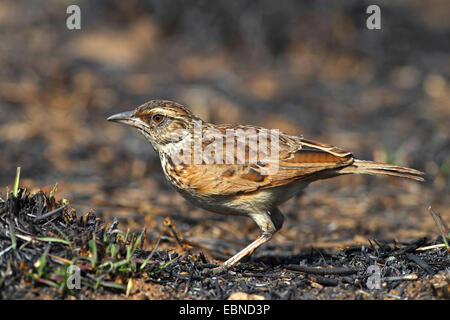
[407,253,435,275]
[383,274,418,282]
[286,264,358,275]
[34,205,67,222]
[48,254,72,265]
[0,245,13,257]
[163,217,186,249]
[416,243,446,251]
[15,234,34,242]
[8,218,17,251]
[357,289,371,297]
[307,275,339,287]
[385,293,402,300]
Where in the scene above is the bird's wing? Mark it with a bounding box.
[170,127,354,196]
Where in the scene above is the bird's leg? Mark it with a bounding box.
[213,208,284,273]
[221,232,273,268]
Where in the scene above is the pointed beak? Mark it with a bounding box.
[107,110,136,125]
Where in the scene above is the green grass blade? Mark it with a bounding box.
[37,247,49,278]
[49,183,58,199]
[428,206,449,249]
[140,237,161,270]
[100,281,127,290]
[89,236,98,269]
[13,167,21,197]
[36,237,70,246]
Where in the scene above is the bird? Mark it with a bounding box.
[107,99,424,271]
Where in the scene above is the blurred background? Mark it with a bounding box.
[0,0,448,252]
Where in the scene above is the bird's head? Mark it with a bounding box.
[107,100,199,153]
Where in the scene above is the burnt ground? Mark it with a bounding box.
[0,1,449,300]
[0,188,448,300]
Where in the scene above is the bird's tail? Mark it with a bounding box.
[337,159,425,181]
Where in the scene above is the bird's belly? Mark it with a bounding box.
[173,179,309,216]
[175,188,248,216]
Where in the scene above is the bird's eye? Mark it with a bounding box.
[152,114,164,123]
